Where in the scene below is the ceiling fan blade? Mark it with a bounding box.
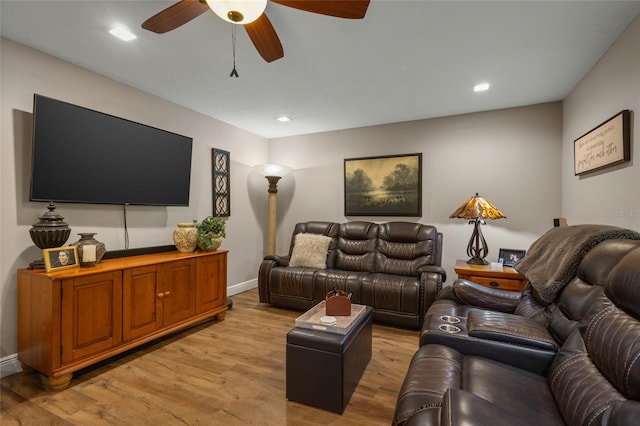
[244,14,284,63]
[142,0,210,34]
[271,0,370,19]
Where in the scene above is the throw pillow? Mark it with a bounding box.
[289,233,332,269]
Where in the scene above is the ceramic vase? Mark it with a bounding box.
[29,202,72,249]
[72,233,106,267]
[28,202,72,269]
[173,223,198,252]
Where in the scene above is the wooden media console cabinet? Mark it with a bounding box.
[17,250,227,391]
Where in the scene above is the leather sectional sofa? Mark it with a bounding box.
[258,221,446,328]
[393,224,640,425]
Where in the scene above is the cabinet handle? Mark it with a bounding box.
[157,293,165,299]
[489,281,499,287]
[164,291,171,297]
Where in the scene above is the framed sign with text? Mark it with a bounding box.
[574,110,630,175]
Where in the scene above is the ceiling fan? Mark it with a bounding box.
[141,0,370,63]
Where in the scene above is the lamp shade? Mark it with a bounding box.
[254,164,292,178]
[449,193,506,220]
[206,0,267,24]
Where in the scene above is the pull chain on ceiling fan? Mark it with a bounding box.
[141,0,370,64]
[215,1,267,77]
[229,24,239,77]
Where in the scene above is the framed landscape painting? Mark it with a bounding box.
[344,153,422,216]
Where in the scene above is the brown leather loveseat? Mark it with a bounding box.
[258,221,446,328]
[393,226,640,425]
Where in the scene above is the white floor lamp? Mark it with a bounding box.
[255,164,292,255]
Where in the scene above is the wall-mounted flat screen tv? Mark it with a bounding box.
[30,94,193,206]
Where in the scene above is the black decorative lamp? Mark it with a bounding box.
[450,193,506,265]
[28,202,72,269]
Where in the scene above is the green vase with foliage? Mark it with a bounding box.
[197,216,227,251]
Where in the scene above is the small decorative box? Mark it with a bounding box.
[325,289,352,316]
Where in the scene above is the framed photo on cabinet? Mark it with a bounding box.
[43,246,79,272]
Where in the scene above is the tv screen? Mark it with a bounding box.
[30,94,193,206]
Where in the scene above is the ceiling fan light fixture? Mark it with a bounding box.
[207,0,267,24]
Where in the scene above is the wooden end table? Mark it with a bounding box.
[454,259,527,292]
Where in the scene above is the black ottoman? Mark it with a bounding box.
[286,306,373,414]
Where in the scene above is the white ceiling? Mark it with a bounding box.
[2,1,639,139]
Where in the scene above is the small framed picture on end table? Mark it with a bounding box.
[498,248,526,267]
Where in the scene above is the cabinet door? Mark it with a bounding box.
[196,252,227,314]
[123,265,162,341]
[161,258,196,326]
[61,272,122,363]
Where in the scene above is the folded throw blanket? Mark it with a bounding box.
[514,224,640,304]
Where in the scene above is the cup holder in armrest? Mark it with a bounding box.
[440,315,461,324]
[438,324,461,334]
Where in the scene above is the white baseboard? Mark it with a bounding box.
[0,279,259,379]
[1,354,21,378]
[228,278,257,296]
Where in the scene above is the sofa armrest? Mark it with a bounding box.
[419,265,447,283]
[440,388,537,426]
[420,266,447,315]
[466,310,558,351]
[442,279,521,313]
[263,254,290,266]
[258,255,290,303]
[420,312,556,375]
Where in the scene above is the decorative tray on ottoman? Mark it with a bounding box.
[295,301,367,335]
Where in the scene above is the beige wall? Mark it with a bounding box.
[269,102,563,282]
[562,15,640,229]
[0,39,270,364]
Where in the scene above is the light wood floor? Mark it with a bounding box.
[1,288,419,425]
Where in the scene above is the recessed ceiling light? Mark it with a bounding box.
[109,26,137,42]
[276,116,291,122]
[474,83,490,92]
